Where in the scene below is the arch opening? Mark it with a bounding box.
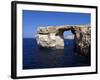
[36,25,91,56]
[63,30,75,52]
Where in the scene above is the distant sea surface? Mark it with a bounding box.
[23,38,90,69]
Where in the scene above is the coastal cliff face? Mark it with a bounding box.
[36,27,64,49]
[72,27,91,56]
[36,25,91,56]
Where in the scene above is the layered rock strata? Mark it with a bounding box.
[36,25,91,56]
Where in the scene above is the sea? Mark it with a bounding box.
[23,38,90,69]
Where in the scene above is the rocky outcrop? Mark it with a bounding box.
[36,25,91,56]
[72,26,91,56]
[36,27,64,49]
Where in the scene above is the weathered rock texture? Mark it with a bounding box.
[36,25,90,56]
[72,26,91,56]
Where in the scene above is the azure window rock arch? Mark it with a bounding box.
[36,25,90,56]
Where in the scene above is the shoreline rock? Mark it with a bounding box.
[36,25,91,56]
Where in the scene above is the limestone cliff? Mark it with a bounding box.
[36,27,64,49]
[72,26,91,56]
[36,25,91,56]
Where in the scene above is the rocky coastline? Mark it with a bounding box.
[36,25,91,56]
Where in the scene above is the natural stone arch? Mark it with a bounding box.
[36,25,90,56]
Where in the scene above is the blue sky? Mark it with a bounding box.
[23,10,91,38]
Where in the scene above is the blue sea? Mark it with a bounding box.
[23,38,90,69]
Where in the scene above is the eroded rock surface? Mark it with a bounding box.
[72,26,91,56]
[36,27,64,49]
[36,25,91,56]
